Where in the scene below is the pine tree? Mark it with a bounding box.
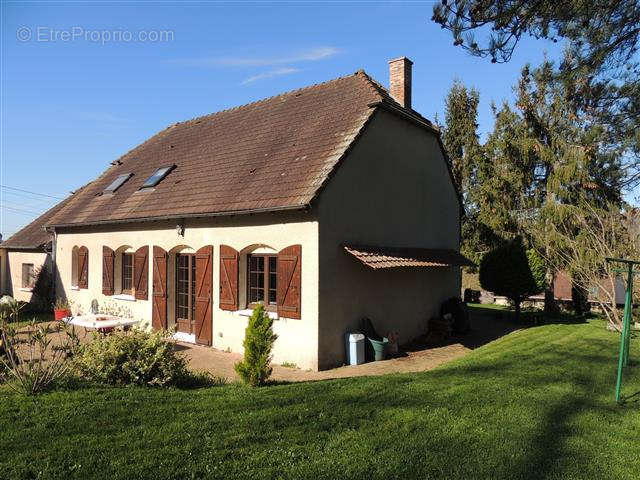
[442,80,482,203]
[432,0,640,188]
[441,80,489,266]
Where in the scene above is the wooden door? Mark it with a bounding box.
[152,246,168,330]
[195,245,213,346]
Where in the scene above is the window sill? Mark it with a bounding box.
[113,294,136,302]
[237,309,279,320]
[19,287,33,292]
[70,286,79,291]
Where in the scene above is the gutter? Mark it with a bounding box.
[0,245,46,251]
[45,204,309,229]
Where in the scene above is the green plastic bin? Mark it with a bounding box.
[368,337,389,361]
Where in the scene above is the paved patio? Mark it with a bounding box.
[179,311,519,382]
[179,341,471,382]
[12,306,520,383]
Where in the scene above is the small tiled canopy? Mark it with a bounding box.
[344,245,474,269]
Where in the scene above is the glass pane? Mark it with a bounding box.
[141,166,174,188]
[190,257,196,321]
[104,173,132,193]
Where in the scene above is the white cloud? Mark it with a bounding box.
[171,46,341,68]
[240,67,301,85]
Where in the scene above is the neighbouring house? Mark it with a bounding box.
[0,196,76,306]
[14,57,471,370]
[463,270,625,308]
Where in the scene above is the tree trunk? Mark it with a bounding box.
[544,269,559,316]
[514,297,521,323]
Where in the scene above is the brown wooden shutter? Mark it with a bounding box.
[195,245,213,345]
[152,246,168,330]
[277,245,301,319]
[134,246,149,300]
[102,246,114,296]
[78,246,89,289]
[219,245,239,311]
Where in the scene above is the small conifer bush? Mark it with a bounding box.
[235,304,277,386]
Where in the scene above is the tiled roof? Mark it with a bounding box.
[0,191,82,250]
[344,245,474,269]
[47,70,417,227]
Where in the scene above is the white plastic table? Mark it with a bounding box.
[65,314,139,331]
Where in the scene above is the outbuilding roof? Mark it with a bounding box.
[344,245,474,269]
[46,70,435,228]
[0,193,78,250]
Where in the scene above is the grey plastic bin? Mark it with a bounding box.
[345,333,365,365]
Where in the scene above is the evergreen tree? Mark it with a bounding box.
[432,0,640,187]
[479,237,543,322]
[441,80,490,266]
[234,304,277,386]
[442,80,483,204]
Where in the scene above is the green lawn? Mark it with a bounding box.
[10,311,54,329]
[1,318,639,479]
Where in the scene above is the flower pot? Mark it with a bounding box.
[54,308,71,321]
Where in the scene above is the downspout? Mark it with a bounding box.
[45,226,57,302]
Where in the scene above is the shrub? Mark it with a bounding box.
[74,329,190,387]
[0,321,80,394]
[235,304,278,386]
[480,237,544,322]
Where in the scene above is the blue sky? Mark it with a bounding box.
[1,1,564,238]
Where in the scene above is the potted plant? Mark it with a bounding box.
[53,298,72,321]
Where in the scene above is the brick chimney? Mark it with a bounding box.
[388,57,413,109]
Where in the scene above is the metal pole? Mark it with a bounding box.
[615,264,633,403]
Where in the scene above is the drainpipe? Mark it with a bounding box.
[46,226,57,302]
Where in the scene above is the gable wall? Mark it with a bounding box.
[316,109,461,369]
[54,211,320,370]
[1,250,51,303]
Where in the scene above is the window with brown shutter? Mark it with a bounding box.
[134,246,149,300]
[277,245,301,319]
[102,246,115,296]
[219,245,239,311]
[78,246,89,289]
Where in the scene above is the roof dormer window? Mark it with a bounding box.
[140,165,175,189]
[104,173,133,194]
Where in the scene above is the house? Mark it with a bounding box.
[0,195,78,306]
[10,57,471,370]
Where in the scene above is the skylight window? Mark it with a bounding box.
[140,165,175,189]
[104,173,132,194]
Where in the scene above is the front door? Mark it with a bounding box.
[175,253,196,334]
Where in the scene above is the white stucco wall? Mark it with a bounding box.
[55,211,320,370]
[1,249,51,303]
[316,109,462,369]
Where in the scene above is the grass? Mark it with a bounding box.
[1,317,639,479]
[8,311,54,329]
